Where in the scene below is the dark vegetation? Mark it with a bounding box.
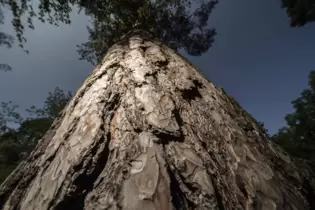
[272,71,315,167]
[281,0,315,26]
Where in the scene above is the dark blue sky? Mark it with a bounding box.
[1,0,315,134]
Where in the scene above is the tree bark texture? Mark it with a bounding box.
[0,32,314,210]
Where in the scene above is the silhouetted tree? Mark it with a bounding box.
[282,0,315,26]
[273,71,315,162]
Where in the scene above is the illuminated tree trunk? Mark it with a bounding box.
[0,32,314,210]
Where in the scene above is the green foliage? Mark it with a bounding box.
[273,71,315,162]
[0,87,72,184]
[77,0,218,64]
[282,0,315,26]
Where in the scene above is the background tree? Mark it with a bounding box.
[0,87,72,184]
[0,101,23,183]
[0,101,23,184]
[282,0,315,26]
[0,101,23,134]
[26,86,72,119]
[20,87,72,151]
[273,71,315,165]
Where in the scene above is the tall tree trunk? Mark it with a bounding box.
[0,31,314,210]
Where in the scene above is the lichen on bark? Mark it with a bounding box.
[0,32,314,210]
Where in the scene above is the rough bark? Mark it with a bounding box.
[1,32,314,210]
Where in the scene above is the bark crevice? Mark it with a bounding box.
[180,79,203,103]
[152,130,184,145]
[53,94,120,209]
[167,166,191,210]
[213,181,226,210]
[53,131,110,210]
[302,178,315,209]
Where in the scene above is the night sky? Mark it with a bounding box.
[1,0,315,134]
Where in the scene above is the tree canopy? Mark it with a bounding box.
[282,0,315,26]
[76,0,218,64]
[0,0,218,66]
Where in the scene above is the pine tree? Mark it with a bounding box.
[0,1,314,209]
